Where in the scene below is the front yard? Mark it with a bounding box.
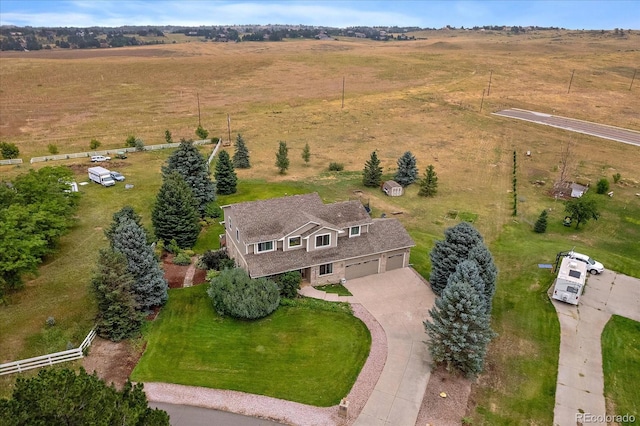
[130,285,371,407]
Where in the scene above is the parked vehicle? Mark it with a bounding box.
[115,151,127,159]
[91,155,111,162]
[568,251,604,275]
[552,256,587,305]
[110,171,125,181]
[88,166,116,187]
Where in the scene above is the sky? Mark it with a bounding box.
[0,1,638,30]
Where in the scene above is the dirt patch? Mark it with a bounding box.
[82,337,144,390]
[162,254,191,288]
[415,365,472,426]
[192,268,207,285]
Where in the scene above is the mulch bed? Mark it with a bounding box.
[162,253,191,289]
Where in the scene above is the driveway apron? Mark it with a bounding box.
[344,268,436,426]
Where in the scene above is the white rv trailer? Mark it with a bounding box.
[552,256,587,305]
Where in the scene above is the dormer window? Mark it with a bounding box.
[257,241,274,253]
[288,236,301,248]
[350,226,361,237]
[315,234,330,248]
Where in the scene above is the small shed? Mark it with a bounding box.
[570,183,589,198]
[382,180,403,197]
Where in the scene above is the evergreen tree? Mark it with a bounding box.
[152,171,201,250]
[195,125,209,140]
[162,138,215,216]
[112,217,168,311]
[302,142,311,165]
[104,205,146,244]
[418,164,438,197]
[424,279,496,377]
[467,245,498,314]
[447,259,486,307]
[164,130,173,144]
[214,150,237,195]
[534,209,548,233]
[429,222,484,296]
[232,134,251,169]
[362,151,383,187]
[91,249,143,341]
[275,141,290,174]
[394,151,418,187]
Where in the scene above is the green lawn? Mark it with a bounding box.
[130,285,371,406]
[602,315,640,426]
[315,283,352,296]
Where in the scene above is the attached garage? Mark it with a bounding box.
[386,253,405,271]
[345,258,379,280]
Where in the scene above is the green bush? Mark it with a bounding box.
[613,173,621,184]
[596,178,610,194]
[328,162,344,171]
[125,135,137,147]
[48,144,59,154]
[89,139,101,150]
[199,249,232,270]
[0,141,19,159]
[207,268,280,320]
[173,252,192,265]
[271,271,302,298]
[205,202,222,218]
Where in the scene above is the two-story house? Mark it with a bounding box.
[221,193,415,285]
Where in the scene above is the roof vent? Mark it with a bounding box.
[569,262,578,269]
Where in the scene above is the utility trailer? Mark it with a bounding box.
[552,256,587,305]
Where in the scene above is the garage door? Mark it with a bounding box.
[345,259,379,280]
[386,253,405,271]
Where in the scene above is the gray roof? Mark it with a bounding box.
[245,218,415,277]
[222,193,372,244]
[383,180,402,189]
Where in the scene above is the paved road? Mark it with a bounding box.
[551,270,640,426]
[493,109,640,147]
[344,268,436,426]
[151,402,283,426]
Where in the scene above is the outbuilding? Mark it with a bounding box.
[382,180,403,197]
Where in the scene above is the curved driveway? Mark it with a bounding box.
[551,270,640,426]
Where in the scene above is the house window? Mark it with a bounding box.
[315,234,330,248]
[228,217,232,229]
[257,241,274,253]
[288,236,301,248]
[319,263,333,276]
[236,228,239,242]
[350,226,361,237]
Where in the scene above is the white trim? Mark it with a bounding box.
[319,263,333,276]
[256,240,275,253]
[349,225,361,237]
[287,236,302,249]
[315,233,331,249]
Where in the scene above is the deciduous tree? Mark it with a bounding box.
[275,141,290,174]
[232,134,251,169]
[418,164,438,197]
[362,151,383,187]
[565,195,600,229]
[214,150,237,195]
[394,151,418,187]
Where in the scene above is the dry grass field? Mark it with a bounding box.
[1,29,639,423]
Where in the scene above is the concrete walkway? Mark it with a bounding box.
[551,270,640,426]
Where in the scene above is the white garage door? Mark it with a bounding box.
[345,259,379,280]
[386,253,405,271]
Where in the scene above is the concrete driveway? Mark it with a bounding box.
[344,268,436,426]
[552,270,640,426]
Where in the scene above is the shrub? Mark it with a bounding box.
[89,139,101,150]
[613,173,621,184]
[48,144,59,154]
[205,202,222,218]
[173,252,192,265]
[328,162,344,171]
[596,178,610,194]
[46,316,56,327]
[166,239,181,255]
[0,141,19,159]
[125,135,136,147]
[271,271,302,298]
[134,138,145,151]
[200,249,232,271]
[207,268,280,320]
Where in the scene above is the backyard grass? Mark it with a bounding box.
[602,315,640,426]
[130,285,371,407]
[315,283,352,296]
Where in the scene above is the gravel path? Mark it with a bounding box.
[143,303,387,426]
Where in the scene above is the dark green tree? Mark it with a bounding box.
[195,125,209,140]
[467,245,498,314]
[424,279,496,377]
[164,130,173,144]
[429,222,484,296]
[232,134,251,169]
[596,178,610,194]
[89,139,101,150]
[152,171,201,249]
[163,139,216,216]
[302,142,311,165]
[362,151,383,187]
[275,141,290,174]
[125,135,137,148]
[565,195,600,229]
[418,164,438,197]
[0,368,170,425]
[272,271,302,299]
[394,151,418,187]
[104,205,146,244]
[91,249,143,341]
[214,150,237,195]
[0,142,19,159]
[112,216,168,311]
[534,210,548,233]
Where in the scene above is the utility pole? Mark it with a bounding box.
[341,76,345,109]
[567,69,575,94]
[480,88,485,112]
[630,69,637,91]
[487,70,493,96]
[197,93,201,127]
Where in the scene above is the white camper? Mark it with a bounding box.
[88,166,116,187]
[552,256,587,305]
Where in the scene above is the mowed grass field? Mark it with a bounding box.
[1,30,639,422]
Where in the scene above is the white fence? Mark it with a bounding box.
[0,158,23,166]
[207,138,222,166]
[29,139,213,164]
[0,328,96,376]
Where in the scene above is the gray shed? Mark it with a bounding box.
[383,180,403,197]
[570,183,588,198]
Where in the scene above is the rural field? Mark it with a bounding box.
[1,29,639,424]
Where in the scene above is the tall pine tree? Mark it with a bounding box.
[91,249,143,341]
[302,142,311,165]
[467,245,498,314]
[111,217,168,311]
[232,134,251,169]
[447,259,487,313]
[275,141,290,174]
[214,150,237,195]
[104,205,146,244]
[418,164,438,197]
[394,151,418,187]
[362,151,383,187]
[424,279,496,377]
[162,139,215,216]
[152,171,201,249]
[534,210,548,233]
